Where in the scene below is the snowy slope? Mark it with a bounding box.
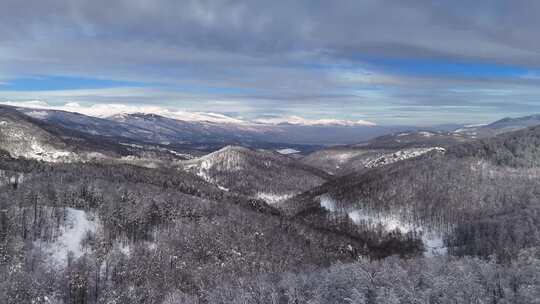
[319,195,446,256]
[302,130,461,175]
[181,146,330,203]
[365,147,445,168]
[0,108,79,162]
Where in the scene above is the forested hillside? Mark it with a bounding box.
[288,126,540,263]
[181,146,332,204]
[301,130,466,176]
[0,151,416,303]
[3,0,540,302]
[1,118,540,303]
[448,125,540,167]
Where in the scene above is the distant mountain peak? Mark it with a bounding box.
[120,112,161,120]
[253,115,376,127]
[488,114,540,126]
[106,110,248,125]
[109,112,170,122]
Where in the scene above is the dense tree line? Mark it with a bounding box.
[206,247,540,304]
[0,152,408,303]
[183,146,331,197]
[300,155,540,261]
[2,124,540,303]
[448,124,540,167]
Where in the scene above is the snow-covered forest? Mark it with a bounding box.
[3,0,540,302]
[0,121,540,303]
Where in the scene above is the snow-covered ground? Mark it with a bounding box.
[365,147,445,168]
[113,240,157,257]
[257,192,293,204]
[217,185,229,191]
[183,146,246,187]
[0,170,24,187]
[418,131,435,137]
[396,132,410,137]
[319,195,447,256]
[34,208,159,269]
[0,120,77,162]
[190,146,246,174]
[276,148,300,155]
[36,208,98,267]
[166,149,193,159]
[120,142,193,159]
[120,142,145,149]
[29,141,76,162]
[184,161,230,191]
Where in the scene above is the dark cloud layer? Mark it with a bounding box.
[1,0,540,124]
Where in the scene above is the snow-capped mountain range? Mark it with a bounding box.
[3,103,540,167]
[2,103,422,146]
[252,115,376,126]
[0,101,375,126]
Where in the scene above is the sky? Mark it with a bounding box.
[1,0,540,125]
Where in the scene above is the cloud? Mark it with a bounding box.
[3,0,537,66]
[0,1,539,125]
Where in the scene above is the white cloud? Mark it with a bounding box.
[335,69,400,86]
[2,100,50,108]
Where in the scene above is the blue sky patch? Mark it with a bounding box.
[0,75,147,91]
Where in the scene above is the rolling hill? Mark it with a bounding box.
[301,130,465,175]
[287,125,540,260]
[180,145,332,204]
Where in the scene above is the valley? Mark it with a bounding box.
[0,105,539,303]
[3,3,540,302]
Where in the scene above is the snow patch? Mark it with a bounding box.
[120,142,144,149]
[29,142,75,162]
[167,149,193,159]
[0,171,24,187]
[0,121,77,162]
[36,208,98,267]
[217,185,229,191]
[319,195,446,257]
[257,192,293,204]
[25,110,49,119]
[464,123,488,128]
[418,131,434,137]
[183,148,238,190]
[191,146,247,175]
[276,148,300,155]
[365,147,445,168]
